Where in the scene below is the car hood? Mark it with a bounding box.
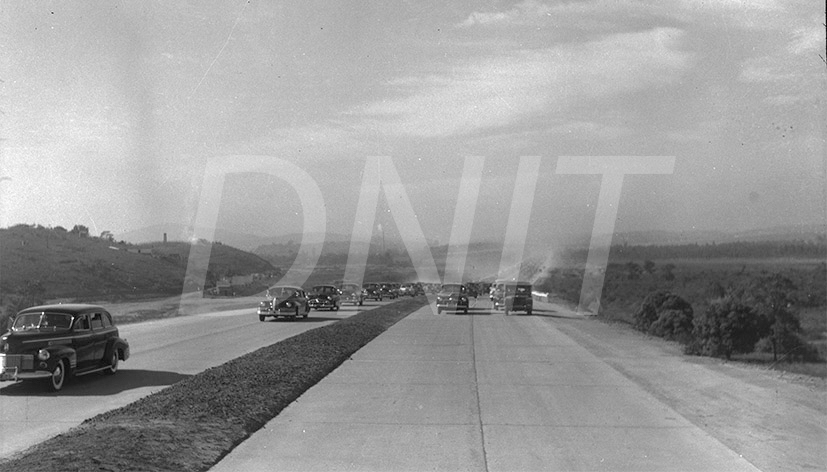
[437,290,465,297]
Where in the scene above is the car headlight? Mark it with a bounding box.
[460,297,467,303]
[284,301,292,308]
[37,349,50,361]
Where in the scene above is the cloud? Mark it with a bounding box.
[788,26,826,55]
[354,28,691,138]
[457,0,553,28]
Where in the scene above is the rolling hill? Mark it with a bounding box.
[0,224,277,304]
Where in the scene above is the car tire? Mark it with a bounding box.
[259,315,266,322]
[49,359,66,392]
[359,300,363,306]
[104,350,119,375]
[464,307,468,314]
[437,308,442,314]
[527,309,532,316]
[333,304,339,311]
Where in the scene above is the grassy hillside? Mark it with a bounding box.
[0,224,276,320]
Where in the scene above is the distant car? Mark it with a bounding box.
[259,286,310,321]
[436,283,470,314]
[308,284,341,311]
[399,283,415,297]
[0,304,130,392]
[380,282,399,299]
[362,282,383,301]
[493,281,533,315]
[338,282,365,306]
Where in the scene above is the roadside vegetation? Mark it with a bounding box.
[536,241,827,377]
[0,297,426,472]
[0,224,277,329]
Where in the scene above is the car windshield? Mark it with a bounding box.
[441,284,465,293]
[340,284,360,292]
[12,312,73,331]
[271,287,298,298]
[313,286,337,294]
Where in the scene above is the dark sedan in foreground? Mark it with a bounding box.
[0,304,130,392]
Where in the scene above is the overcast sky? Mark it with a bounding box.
[1,1,824,245]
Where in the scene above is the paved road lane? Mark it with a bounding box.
[0,301,384,459]
[213,300,760,471]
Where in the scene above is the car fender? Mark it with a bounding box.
[43,345,78,371]
[104,338,130,362]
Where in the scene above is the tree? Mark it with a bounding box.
[741,274,814,362]
[643,260,656,274]
[70,224,90,237]
[687,295,767,360]
[634,290,694,343]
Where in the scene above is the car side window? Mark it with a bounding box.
[102,312,113,328]
[75,315,90,331]
[90,313,104,330]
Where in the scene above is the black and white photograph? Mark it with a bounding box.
[0,1,825,471]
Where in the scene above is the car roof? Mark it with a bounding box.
[17,304,108,315]
[272,285,302,290]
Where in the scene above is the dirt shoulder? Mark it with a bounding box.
[542,301,827,472]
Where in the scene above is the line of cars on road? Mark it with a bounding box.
[257,281,426,321]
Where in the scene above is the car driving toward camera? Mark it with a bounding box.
[0,304,130,392]
[258,286,311,320]
[338,282,365,306]
[308,284,341,311]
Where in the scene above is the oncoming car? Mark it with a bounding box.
[308,284,341,311]
[338,282,365,306]
[259,286,310,321]
[436,283,470,314]
[0,304,130,392]
[362,282,383,301]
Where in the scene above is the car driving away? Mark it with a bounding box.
[436,283,470,314]
[492,281,533,316]
[0,304,130,392]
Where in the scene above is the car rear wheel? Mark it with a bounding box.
[105,350,119,375]
[49,359,66,392]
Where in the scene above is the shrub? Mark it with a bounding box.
[686,295,767,360]
[649,307,695,344]
[633,291,694,343]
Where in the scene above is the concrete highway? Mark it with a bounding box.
[0,299,385,459]
[214,298,761,471]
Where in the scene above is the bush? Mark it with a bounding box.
[633,291,693,342]
[686,295,767,360]
[649,307,694,344]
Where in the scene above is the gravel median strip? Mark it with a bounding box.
[0,297,427,472]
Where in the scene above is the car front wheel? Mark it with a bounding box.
[49,359,66,392]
